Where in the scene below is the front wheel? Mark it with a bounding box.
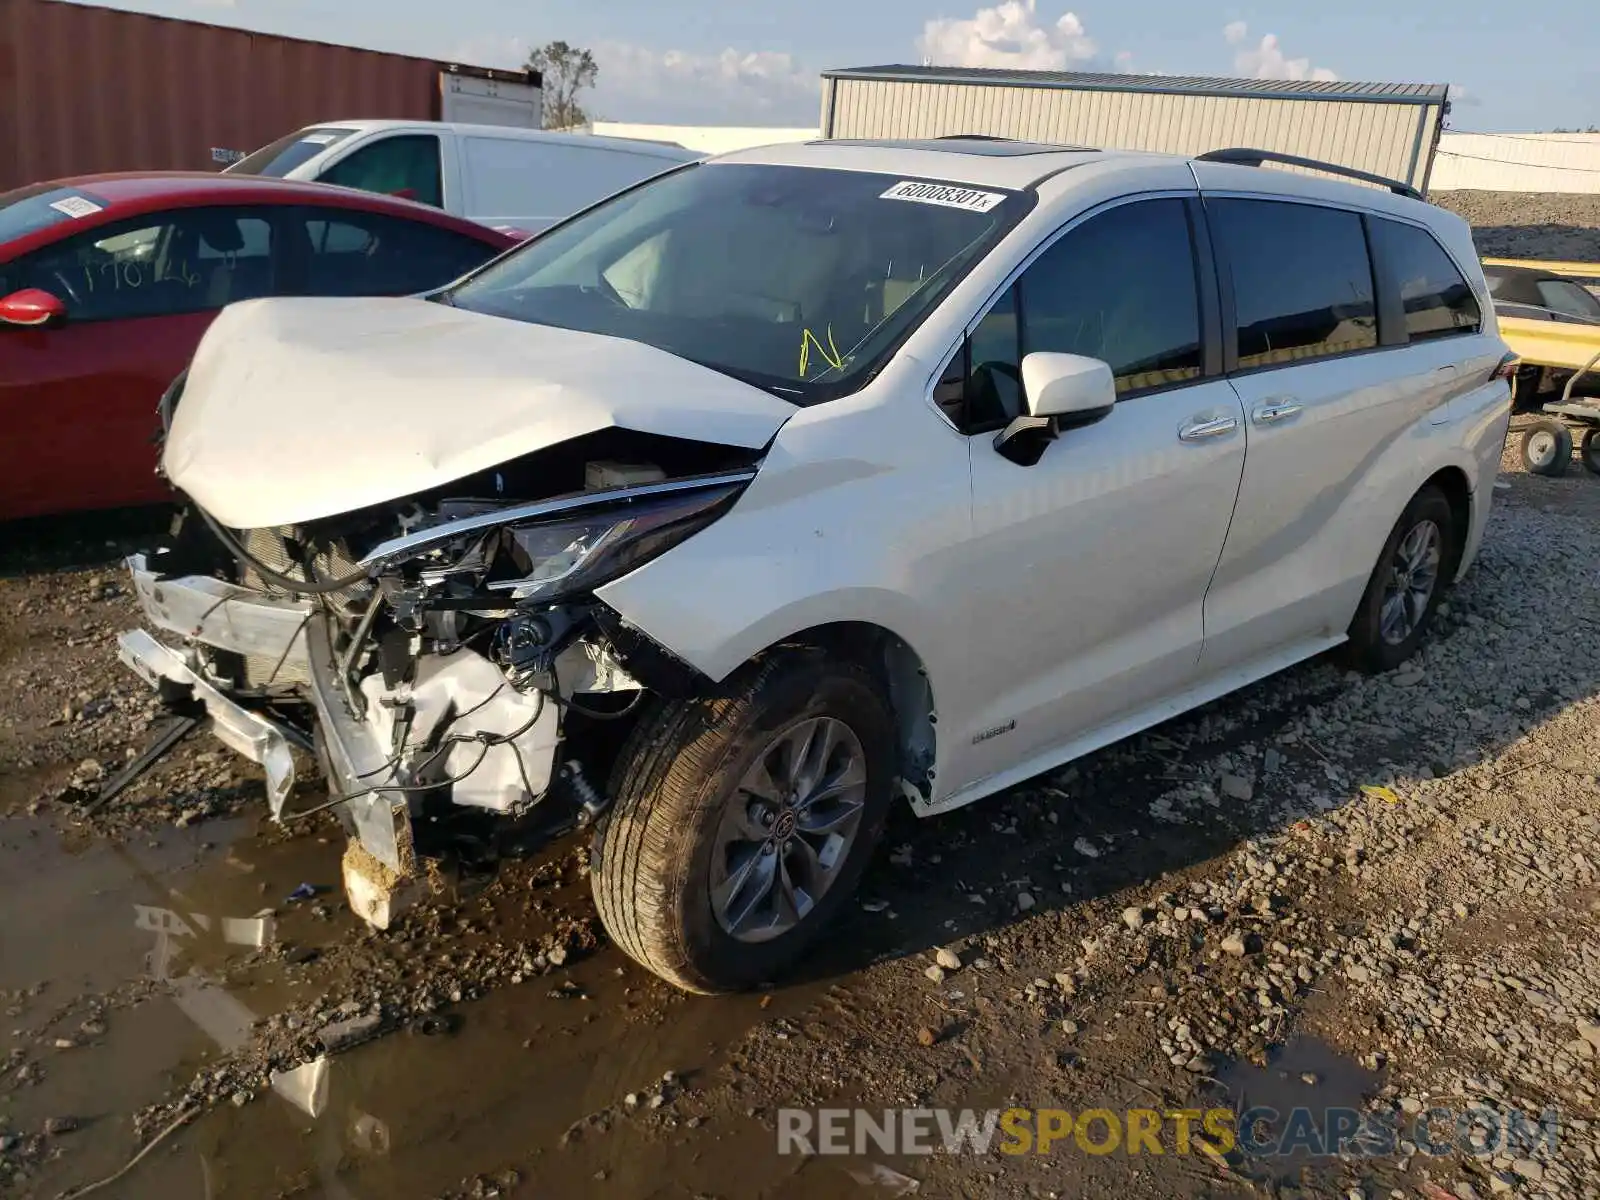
[592,650,894,994]
[1342,486,1456,674]
[1521,419,1572,477]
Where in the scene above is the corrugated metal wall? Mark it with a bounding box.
[824,78,1441,191]
[1431,133,1600,194]
[0,0,450,193]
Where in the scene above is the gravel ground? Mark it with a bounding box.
[2,199,1599,1199]
[1435,191,1600,261]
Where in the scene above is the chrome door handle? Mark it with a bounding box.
[1178,414,1239,442]
[1252,401,1303,425]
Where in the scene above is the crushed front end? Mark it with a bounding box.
[120,440,755,927]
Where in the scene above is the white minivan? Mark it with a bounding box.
[124,138,1514,995]
[226,122,701,234]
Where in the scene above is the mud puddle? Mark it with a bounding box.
[0,814,906,1199]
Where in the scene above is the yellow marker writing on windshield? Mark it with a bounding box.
[798,325,843,378]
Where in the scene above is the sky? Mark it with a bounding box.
[76,0,1600,133]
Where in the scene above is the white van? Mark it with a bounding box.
[226,122,701,235]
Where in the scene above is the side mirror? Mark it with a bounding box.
[0,288,67,328]
[993,352,1116,466]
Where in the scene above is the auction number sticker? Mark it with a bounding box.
[48,196,104,219]
[880,180,1008,213]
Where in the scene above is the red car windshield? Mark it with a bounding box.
[0,184,112,248]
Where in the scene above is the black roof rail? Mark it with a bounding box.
[1194,147,1423,200]
[934,133,1015,141]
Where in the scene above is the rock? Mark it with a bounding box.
[43,1116,79,1136]
[1061,1019,1078,1035]
[934,947,962,972]
[647,1094,665,1110]
[924,965,946,984]
[1511,1159,1543,1182]
[1121,907,1148,931]
[1577,1020,1600,1053]
[547,946,568,967]
[916,1027,938,1047]
[1016,892,1036,912]
[317,1013,382,1054]
[231,1091,250,1107]
[624,1093,639,1109]
[0,1134,17,1153]
[1221,933,1248,958]
[1072,838,1099,858]
[1399,1096,1423,1115]
[1220,774,1254,802]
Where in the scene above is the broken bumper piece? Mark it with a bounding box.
[116,628,298,815]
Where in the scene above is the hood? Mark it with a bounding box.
[163,297,796,529]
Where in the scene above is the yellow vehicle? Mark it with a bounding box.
[1483,257,1600,476]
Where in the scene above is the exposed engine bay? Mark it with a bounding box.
[122,427,762,924]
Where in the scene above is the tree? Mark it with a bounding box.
[527,41,598,130]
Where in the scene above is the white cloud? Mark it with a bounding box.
[446,36,819,125]
[1224,21,1338,82]
[591,42,818,124]
[918,0,1098,71]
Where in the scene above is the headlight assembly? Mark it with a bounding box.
[366,478,746,606]
[490,486,737,602]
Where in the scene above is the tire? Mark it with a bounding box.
[1342,486,1456,674]
[1582,428,1600,477]
[591,649,894,994]
[1521,419,1572,477]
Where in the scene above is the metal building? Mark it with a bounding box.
[821,66,1451,193]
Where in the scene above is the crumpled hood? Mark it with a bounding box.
[163,297,796,528]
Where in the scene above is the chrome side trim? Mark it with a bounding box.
[359,470,758,567]
[117,630,297,816]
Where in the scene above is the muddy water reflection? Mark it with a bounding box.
[5,818,884,1198]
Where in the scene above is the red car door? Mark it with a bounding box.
[0,207,281,521]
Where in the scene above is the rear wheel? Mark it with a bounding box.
[1342,486,1455,674]
[1581,428,1600,477]
[592,650,894,994]
[1521,419,1572,477]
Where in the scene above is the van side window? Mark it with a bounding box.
[1210,199,1377,369]
[1369,218,1483,341]
[319,135,443,208]
[293,211,495,296]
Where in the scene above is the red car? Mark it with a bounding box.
[0,173,520,521]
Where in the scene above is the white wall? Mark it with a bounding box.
[1431,132,1600,194]
[586,122,817,156]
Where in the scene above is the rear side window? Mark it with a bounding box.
[461,138,674,221]
[1369,218,1482,341]
[1536,278,1600,322]
[293,210,495,296]
[1210,199,1377,370]
[319,136,443,208]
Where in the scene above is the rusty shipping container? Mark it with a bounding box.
[0,0,541,193]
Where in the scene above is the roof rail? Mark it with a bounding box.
[1194,147,1422,200]
[933,133,1015,141]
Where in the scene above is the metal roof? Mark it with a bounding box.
[823,65,1449,105]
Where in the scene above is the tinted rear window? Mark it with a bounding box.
[1211,199,1378,369]
[228,127,358,177]
[1369,218,1482,341]
[0,185,111,248]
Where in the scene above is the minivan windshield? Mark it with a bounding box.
[227,127,358,177]
[445,162,1031,402]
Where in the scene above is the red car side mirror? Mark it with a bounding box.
[0,288,67,328]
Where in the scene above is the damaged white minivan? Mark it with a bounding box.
[119,138,1513,993]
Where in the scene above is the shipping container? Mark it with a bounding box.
[0,0,541,193]
[821,65,1450,194]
